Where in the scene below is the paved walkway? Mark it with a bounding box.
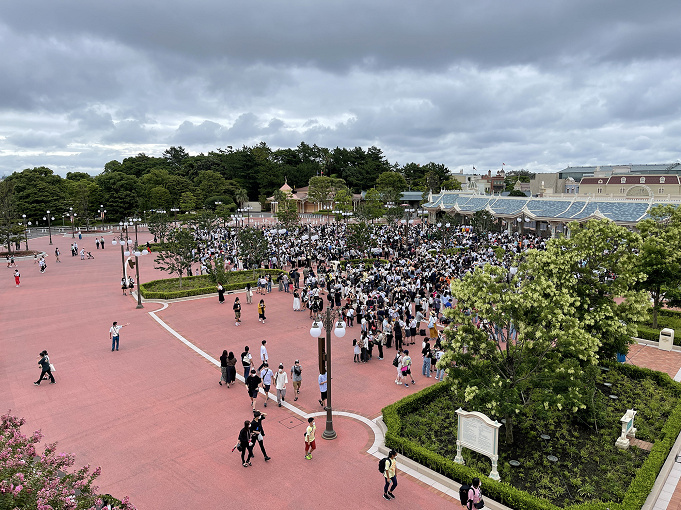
[0,234,450,509]
[2,232,681,509]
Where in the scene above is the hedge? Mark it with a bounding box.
[382,361,681,510]
[139,269,285,300]
[636,309,681,345]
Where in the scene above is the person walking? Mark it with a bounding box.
[238,420,254,467]
[34,350,55,385]
[258,340,268,371]
[225,351,237,387]
[250,410,271,461]
[260,363,274,407]
[100,236,104,249]
[241,346,252,380]
[54,247,61,263]
[318,371,328,408]
[291,360,302,401]
[257,299,267,324]
[14,269,20,287]
[466,478,484,510]
[233,297,242,326]
[274,363,288,407]
[293,290,301,311]
[219,350,229,386]
[421,341,432,377]
[401,349,416,387]
[96,238,100,249]
[109,321,129,351]
[246,369,261,410]
[304,417,316,460]
[245,283,253,304]
[394,349,404,385]
[382,450,398,500]
[121,277,128,296]
[217,282,225,304]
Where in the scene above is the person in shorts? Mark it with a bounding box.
[318,371,328,408]
[304,417,316,460]
[401,349,416,387]
[260,363,273,407]
[233,297,241,326]
[246,369,261,410]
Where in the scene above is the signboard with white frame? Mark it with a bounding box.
[454,408,502,480]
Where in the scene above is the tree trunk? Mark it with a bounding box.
[178,273,183,289]
[504,413,514,444]
[652,288,660,329]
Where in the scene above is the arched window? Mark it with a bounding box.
[660,177,666,184]
[640,177,645,183]
[621,177,626,184]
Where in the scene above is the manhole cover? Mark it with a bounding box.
[279,416,305,429]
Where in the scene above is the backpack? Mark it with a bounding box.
[392,354,400,367]
[293,366,301,376]
[459,484,471,507]
[378,457,390,473]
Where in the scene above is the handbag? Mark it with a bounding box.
[49,363,56,372]
[257,433,263,441]
[474,499,484,509]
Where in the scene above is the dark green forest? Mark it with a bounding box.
[0,143,456,225]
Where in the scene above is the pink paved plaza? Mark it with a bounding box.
[4,231,681,509]
[0,232,452,509]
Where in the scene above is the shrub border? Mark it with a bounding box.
[382,362,681,510]
[139,269,285,300]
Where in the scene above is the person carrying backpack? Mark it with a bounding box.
[380,449,398,500]
[459,477,484,509]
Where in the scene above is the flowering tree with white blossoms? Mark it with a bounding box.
[0,411,135,510]
[440,219,648,444]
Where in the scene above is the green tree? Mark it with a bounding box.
[273,189,299,229]
[147,212,171,243]
[235,187,249,208]
[637,204,681,328]
[179,191,197,212]
[347,222,375,254]
[441,178,463,191]
[153,227,198,288]
[307,176,346,211]
[441,219,648,443]
[0,180,22,252]
[362,188,384,223]
[149,186,172,211]
[237,227,270,277]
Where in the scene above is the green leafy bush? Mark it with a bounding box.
[382,362,681,510]
[636,309,681,344]
[139,269,285,299]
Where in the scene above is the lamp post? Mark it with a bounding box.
[98,206,106,226]
[133,248,149,309]
[22,215,30,250]
[170,207,179,221]
[244,205,252,225]
[309,307,346,440]
[69,208,77,238]
[128,217,141,249]
[113,222,133,280]
[42,211,54,245]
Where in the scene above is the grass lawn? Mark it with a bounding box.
[394,365,680,507]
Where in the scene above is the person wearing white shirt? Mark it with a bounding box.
[274,364,288,407]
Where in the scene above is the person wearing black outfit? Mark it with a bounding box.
[246,369,261,410]
[250,410,271,461]
[34,350,55,385]
[238,420,254,467]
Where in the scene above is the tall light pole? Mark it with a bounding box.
[134,248,148,309]
[43,211,54,245]
[98,206,106,225]
[21,214,30,251]
[309,308,346,440]
[128,217,141,249]
[69,208,77,238]
[113,222,133,280]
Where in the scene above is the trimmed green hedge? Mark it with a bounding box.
[382,362,681,510]
[140,269,285,299]
[636,309,681,345]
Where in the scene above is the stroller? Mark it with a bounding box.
[86,251,95,259]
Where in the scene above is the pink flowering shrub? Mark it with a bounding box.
[0,411,135,510]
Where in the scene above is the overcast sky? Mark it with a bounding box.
[1,0,680,177]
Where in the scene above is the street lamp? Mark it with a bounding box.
[42,211,54,245]
[133,248,149,309]
[113,222,133,280]
[68,208,77,238]
[170,208,179,221]
[309,307,346,440]
[128,217,141,249]
[98,206,106,225]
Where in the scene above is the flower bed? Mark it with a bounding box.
[382,362,681,509]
